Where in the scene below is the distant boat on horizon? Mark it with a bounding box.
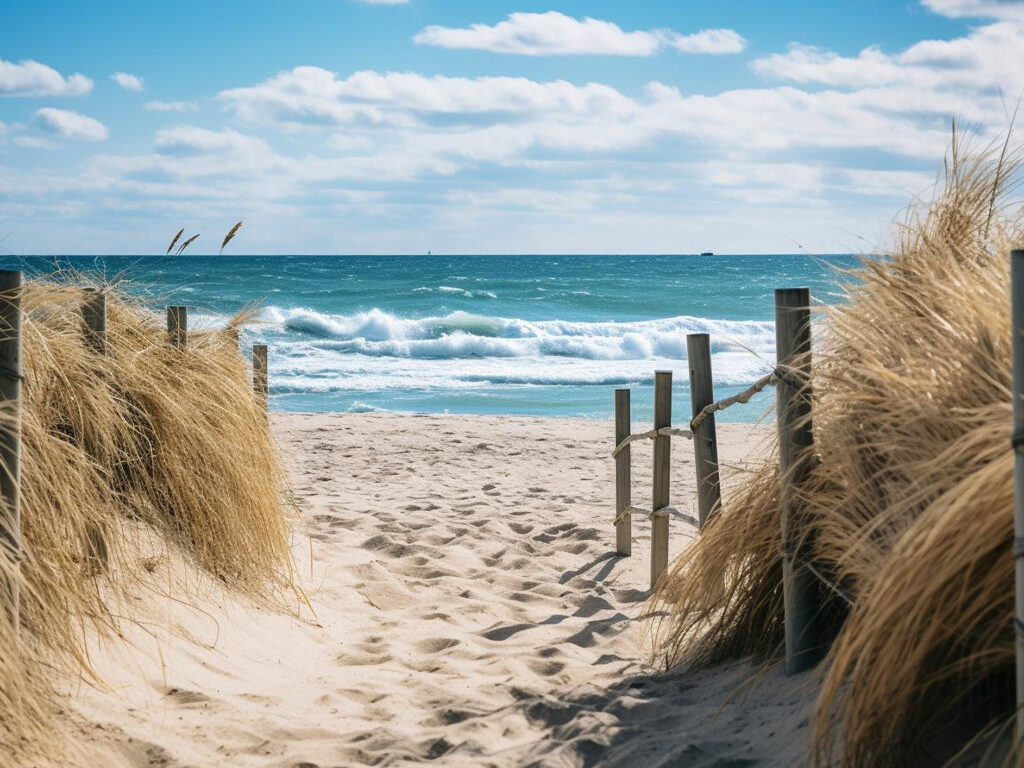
[700,251,714,256]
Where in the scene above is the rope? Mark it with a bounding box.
[612,426,692,458]
[690,370,779,432]
[614,504,698,528]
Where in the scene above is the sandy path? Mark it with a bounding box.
[71,413,814,768]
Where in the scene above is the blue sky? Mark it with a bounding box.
[0,0,1021,254]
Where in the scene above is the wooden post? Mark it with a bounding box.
[253,344,268,405]
[82,288,107,355]
[166,305,187,349]
[81,288,110,571]
[651,370,671,589]
[687,333,722,528]
[776,287,821,675]
[614,388,631,556]
[1012,249,1024,741]
[0,271,21,628]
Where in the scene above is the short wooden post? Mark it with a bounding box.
[82,288,107,355]
[776,287,822,675]
[651,370,671,589]
[253,344,268,405]
[0,271,21,628]
[687,333,722,528]
[614,388,631,556]
[166,305,187,349]
[1012,249,1024,741]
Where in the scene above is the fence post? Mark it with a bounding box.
[776,287,822,675]
[1012,249,1024,742]
[687,333,722,528]
[166,305,187,349]
[81,288,110,571]
[253,344,268,405]
[0,271,21,629]
[651,370,671,589]
[614,388,631,556]
[82,288,107,355]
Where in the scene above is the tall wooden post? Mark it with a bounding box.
[253,344,268,405]
[651,370,671,589]
[81,288,110,571]
[0,271,22,628]
[687,333,722,528]
[776,288,821,675]
[166,306,187,349]
[614,388,631,556]
[82,289,107,355]
[1012,249,1024,740]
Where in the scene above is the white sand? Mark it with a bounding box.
[69,413,816,768]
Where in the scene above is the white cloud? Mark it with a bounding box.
[144,99,199,112]
[34,108,109,141]
[154,125,272,157]
[667,29,748,55]
[14,136,60,150]
[922,0,1024,19]
[221,67,634,126]
[750,20,1024,131]
[0,57,92,97]
[413,12,746,56]
[111,72,144,91]
[219,66,951,160]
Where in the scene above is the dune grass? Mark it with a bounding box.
[647,135,1023,765]
[0,279,295,766]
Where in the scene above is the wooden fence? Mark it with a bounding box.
[613,285,821,674]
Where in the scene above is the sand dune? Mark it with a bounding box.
[70,413,813,768]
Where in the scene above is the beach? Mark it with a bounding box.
[67,412,812,768]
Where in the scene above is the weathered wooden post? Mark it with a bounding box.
[1012,249,1024,741]
[82,288,107,355]
[614,388,631,556]
[776,287,821,675]
[166,305,187,349]
[651,370,671,589]
[687,333,722,528]
[81,288,110,571]
[253,344,268,405]
[0,271,21,628]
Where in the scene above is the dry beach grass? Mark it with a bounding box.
[0,281,295,766]
[648,136,1024,765]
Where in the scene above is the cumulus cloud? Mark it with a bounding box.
[154,125,272,157]
[34,108,108,141]
[144,99,199,112]
[413,12,746,56]
[922,0,1024,19]
[14,136,60,150]
[219,66,953,159]
[111,72,144,91]
[0,57,92,97]
[751,19,1024,118]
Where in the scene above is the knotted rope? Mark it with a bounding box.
[690,370,779,432]
[612,426,691,458]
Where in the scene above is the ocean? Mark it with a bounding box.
[2,254,859,423]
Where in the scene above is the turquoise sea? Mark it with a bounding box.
[0,254,859,422]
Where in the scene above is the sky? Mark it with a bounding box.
[1,0,1022,255]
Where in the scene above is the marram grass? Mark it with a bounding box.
[0,280,295,766]
[648,136,1024,766]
